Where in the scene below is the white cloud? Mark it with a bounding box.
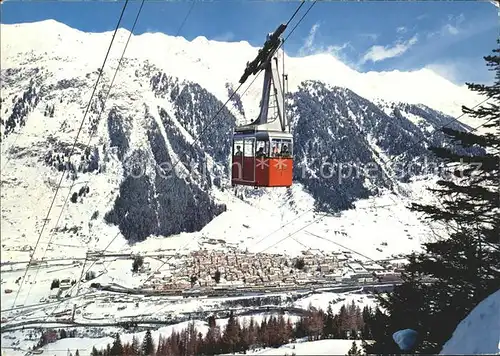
[298,23,353,56]
[360,35,418,64]
[296,23,356,68]
[443,24,460,35]
[428,13,465,38]
[396,26,407,34]
[299,23,320,55]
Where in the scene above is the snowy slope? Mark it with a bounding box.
[224,339,363,355]
[440,288,500,355]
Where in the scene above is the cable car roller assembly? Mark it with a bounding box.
[232,23,293,188]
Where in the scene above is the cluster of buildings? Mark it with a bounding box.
[37,250,405,294]
[46,278,73,301]
[140,249,403,291]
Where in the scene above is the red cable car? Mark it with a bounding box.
[231,24,293,188]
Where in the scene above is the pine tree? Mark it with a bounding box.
[260,317,271,346]
[361,306,373,339]
[294,317,307,339]
[222,311,240,353]
[207,315,216,329]
[91,346,99,356]
[197,332,205,355]
[365,42,500,354]
[338,304,349,337]
[110,333,123,356]
[132,335,141,356]
[347,341,363,356]
[142,330,154,356]
[75,350,80,356]
[237,323,249,352]
[204,322,218,355]
[132,255,144,273]
[347,301,357,331]
[156,334,164,356]
[214,270,221,283]
[286,318,295,343]
[304,305,323,341]
[247,316,257,348]
[186,321,198,355]
[322,304,335,338]
[354,305,363,332]
[167,330,181,356]
[59,329,67,339]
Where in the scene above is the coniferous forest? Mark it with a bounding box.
[89,302,373,356]
[363,41,500,354]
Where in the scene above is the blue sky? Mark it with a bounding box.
[2,0,498,85]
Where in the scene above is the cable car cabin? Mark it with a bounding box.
[232,131,293,187]
[231,22,293,188]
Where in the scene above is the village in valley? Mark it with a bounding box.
[135,248,406,293]
[2,242,410,307]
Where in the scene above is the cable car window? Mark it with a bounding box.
[270,139,292,157]
[281,140,292,157]
[233,140,243,156]
[256,140,269,157]
[271,141,280,157]
[243,138,255,157]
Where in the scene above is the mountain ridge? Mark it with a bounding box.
[1,19,485,118]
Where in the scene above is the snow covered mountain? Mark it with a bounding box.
[0,20,485,251]
[290,81,482,211]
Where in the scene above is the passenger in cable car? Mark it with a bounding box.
[235,145,243,156]
[272,145,279,156]
[256,147,266,157]
[281,144,290,157]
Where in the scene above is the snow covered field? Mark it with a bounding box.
[235,339,364,355]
